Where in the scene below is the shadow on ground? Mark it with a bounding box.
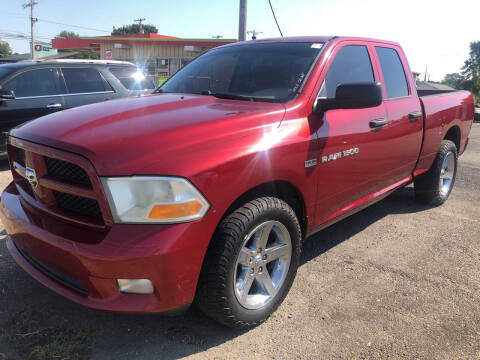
[0,186,432,360]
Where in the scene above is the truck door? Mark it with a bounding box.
[311,42,410,225]
[372,45,423,180]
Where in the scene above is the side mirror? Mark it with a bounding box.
[315,82,382,112]
[0,89,15,100]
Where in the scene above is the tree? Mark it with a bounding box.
[0,41,13,58]
[462,41,480,79]
[111,24,158,35]
[462,41,480,102]
[55,30,80,38]
[443,73,464,89]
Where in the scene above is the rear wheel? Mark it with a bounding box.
[196,197,301,329]
[414,140,458,206]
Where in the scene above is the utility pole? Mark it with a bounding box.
[424,66,428,82]
[247,30,262,40]
[23,0,38,60]
[238,0,247,41]
[134,18,146,34]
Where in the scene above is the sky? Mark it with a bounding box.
[1,0,478,81]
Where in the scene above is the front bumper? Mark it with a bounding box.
[0,181,216,313]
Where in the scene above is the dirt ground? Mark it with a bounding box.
[0,125,479,360]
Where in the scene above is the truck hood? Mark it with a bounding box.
[11,93,286,176]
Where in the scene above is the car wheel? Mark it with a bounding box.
[196,197,302,329]
[414,139,458,206]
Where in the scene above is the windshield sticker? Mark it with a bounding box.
[292,73,305,93]
[311,43,323,49]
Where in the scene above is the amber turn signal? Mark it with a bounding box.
[148,200,203,219]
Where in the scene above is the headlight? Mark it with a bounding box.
[101,177,210,224]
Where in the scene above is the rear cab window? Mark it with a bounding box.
[2,68,60,98]
[109,67,156,90]
[61,67,112,94]
[317,45,375,99]
[375,47,409,99]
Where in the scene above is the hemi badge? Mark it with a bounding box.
[304,159,317,168]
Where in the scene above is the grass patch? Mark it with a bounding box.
[27,328,95,360]
[5,310,95,360]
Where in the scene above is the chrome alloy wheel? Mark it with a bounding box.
[233,220,292,310]
[439,151,455,196]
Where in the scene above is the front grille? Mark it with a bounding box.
[45,156,92,187]
[16,147,25,166]
[22,178,34,196]
[17,245,88,296]
[53,191,103,220]
[8,141,108,231]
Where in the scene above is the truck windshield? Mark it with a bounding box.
[158,42,323,103]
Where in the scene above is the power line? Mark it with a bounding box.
[268,0,283,37]
[0,12,109,33]
[36,18,109,33]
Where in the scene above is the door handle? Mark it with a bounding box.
[46,103,62,109]
[409,111,423,122]
[369,118,388,129]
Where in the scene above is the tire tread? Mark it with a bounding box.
[196,197,301,329]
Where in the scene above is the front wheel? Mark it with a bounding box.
[196,197,302,329]
[414,139,458,206]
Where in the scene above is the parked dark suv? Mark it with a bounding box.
[0,60,156,156]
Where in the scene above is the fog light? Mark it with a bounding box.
[117,279,154,294]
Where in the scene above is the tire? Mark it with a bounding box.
[414,140,458,206]
[196,197,302,329]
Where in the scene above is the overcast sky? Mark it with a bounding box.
[1,0,478,81]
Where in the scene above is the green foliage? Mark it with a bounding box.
[462,41,480,79]
[443,73,464,89]
[442,41,480,104]
[55,30,80,38]
[0,41,13,58]
[111,23,158,35]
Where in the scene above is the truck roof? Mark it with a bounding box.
[222,36,400,47]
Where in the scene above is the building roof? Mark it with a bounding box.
[52,33,236,49]
[0,51,78,63]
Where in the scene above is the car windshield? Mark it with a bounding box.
[109,66,156,90]
[159,42,323,102]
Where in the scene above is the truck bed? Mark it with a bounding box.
[415,90,475,173]
[417,89,458,97]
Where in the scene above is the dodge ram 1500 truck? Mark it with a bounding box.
[0,36,474,329]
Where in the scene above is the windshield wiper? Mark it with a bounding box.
[201,90,256,102]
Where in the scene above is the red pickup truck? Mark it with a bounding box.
[0,36,474,328]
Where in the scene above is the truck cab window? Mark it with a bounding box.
[3,68,59,98]
[318,45,374,99]
[375,47,409,99]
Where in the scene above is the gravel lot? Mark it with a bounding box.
[0,124,479,360]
